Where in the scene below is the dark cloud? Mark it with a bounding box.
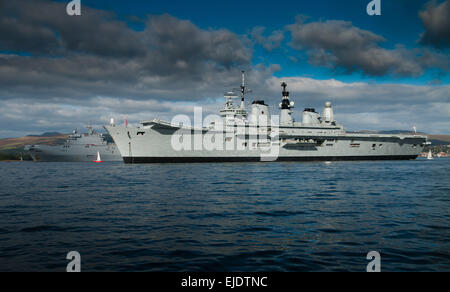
[0,0,145,57]
[0,1,258,102]
[0,51,265,103]
[286,17,447,77]
[142,14,252,79]
[250,26,285,52]
[419,0,450,48]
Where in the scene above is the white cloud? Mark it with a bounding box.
[260,77,450,134]
[0,77,449,138]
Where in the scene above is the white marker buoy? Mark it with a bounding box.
[94,151,103,163]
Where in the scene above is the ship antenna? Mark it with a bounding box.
[238,71,252,109]
[280,81,292,110]
[281,82,288,95]
[240,71,245,109]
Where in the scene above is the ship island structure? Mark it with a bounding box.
[105,72,428,164]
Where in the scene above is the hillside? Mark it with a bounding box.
[428,135,450,145]
[0,134,68,151]
[0,133,68,160]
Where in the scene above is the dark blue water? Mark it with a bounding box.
[0,159,449,272]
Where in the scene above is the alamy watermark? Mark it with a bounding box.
[367,0,381,16]
[66,0,81,16]
[66,251,81,272]
[367,251,381,272]
[169,108,280,161]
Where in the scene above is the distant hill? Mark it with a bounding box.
[0,133,69,161]
[26,132,62,137]
[0,134,68,152]
[428,135,450,145]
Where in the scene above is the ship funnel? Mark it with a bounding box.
[250,100,270,126]
[302,108,321,125]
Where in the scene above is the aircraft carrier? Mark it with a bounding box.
[105,72,428,164]
[25,127,122,162]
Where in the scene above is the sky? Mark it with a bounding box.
[0,0,449,137]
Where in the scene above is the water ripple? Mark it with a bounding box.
[0,159,449,272]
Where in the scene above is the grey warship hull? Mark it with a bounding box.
[105,123,426,164]
[26,144,121,162]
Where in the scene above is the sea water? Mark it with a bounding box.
[0,159,448,272]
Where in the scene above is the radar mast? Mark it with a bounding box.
[279,82,295,126]
[239,71,252,110]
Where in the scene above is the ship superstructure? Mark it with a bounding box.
[106,72,428,163]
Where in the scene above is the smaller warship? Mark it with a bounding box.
[24,126,121,162]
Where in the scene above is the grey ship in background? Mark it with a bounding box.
[25,126,121,162]
[106,72,429,164]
